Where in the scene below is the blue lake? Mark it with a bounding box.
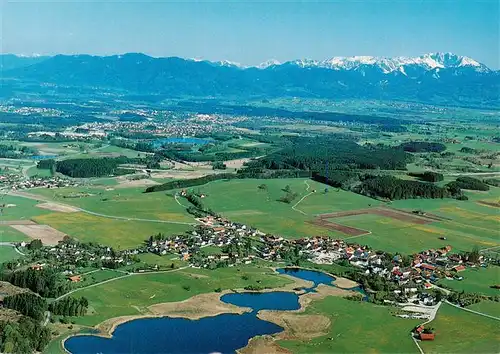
[152,137,212,148]
[221,291,300,312]
[64,269,357,354]
[64,313,283,354]
[276,268,335,289]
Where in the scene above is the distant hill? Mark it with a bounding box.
[0,54,49,71]
[2,53,498,107]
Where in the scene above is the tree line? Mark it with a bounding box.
[49,296,89,316]
[2,268,68,298]
[355,175,461,200]
[37,156,160,178]
[446,176,490,191]
[408,171,444,182]
[398,141,447,153]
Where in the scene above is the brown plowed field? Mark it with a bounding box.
[307,220,369,236]
[310,207,443,236]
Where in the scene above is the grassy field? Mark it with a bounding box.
[0,246,23,264]
[70,265,292,326]
[0,195,52,220]
[196,178,375,239]
[26,166,53,177]
[0,225,30,242]
[438,266,500,296]
[29,186,193,223]
[466,301,500,318]
[33,212,191,249]
[419,302,500,354]
[278,296,420,353]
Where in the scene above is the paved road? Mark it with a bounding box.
[9,191,197,226]
[411,301,442,354]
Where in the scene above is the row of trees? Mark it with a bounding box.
[2,268,68,298]
[3,293,47,321]
[49,296,89,316]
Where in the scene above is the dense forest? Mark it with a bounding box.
[49,296,89,316]
[0,317,51,353]
[3,293,47,321]
[398,141,447,153]
[244,136,412,172]
[355,175,456,200]
[2,268,68,298]
[408,171,444,182]
[446,176,490,191]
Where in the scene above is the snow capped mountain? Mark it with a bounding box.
[281,53,489,74]
[257,59,281,69]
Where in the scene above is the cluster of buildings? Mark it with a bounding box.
[1,175,79,191]
[76,113,234,138]
[20,240,146,272]
[147,216,261,266]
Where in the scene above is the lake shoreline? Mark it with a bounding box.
[62,267,359,353]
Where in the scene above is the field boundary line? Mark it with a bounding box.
[445,300,500,321]
[9,191,197,226]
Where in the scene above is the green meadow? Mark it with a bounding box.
[33,212,191,249]
[0,246,23,264]
[438,266,500,297]
[30,187,193,223]
[196,178,374,238]
[419,302,500,354]
[70,265,292,326]
[0,195,52,220]
[466,301,500,318]
[279,296,420,353]
[0,226,30,242]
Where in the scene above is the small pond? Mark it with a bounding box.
[221,291,300,312]
[276,268,335,288]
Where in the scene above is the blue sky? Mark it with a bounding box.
[1,0,499,68]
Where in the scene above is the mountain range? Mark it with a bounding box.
[1,52,498,107]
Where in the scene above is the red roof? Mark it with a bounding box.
[453,265,466,272]
[420,333,435,341]
[421,263,436,271]
[416,326,424,333]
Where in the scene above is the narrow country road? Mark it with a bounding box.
[411,301,442,354]
[291,181,313,215]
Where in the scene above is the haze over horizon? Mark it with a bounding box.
[1,0,499,69]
